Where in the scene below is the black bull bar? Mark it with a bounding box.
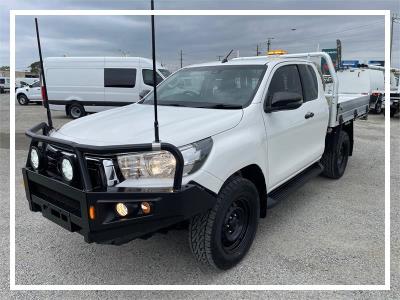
[22,122,216,244]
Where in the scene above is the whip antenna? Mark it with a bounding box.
[34,18,53,129]
[150,0,159,142]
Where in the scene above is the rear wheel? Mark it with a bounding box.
[375,101,382,114]
[321,131,350,179]
[189,177,259,270]
[17,94,29,105]
[67,102,86,119]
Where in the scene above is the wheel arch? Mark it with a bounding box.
[232,164,267,218]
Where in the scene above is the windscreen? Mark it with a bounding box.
[142,65,267,108]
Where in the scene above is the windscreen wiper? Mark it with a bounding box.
[199,104,243,109]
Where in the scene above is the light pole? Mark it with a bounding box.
[266,37,274,52]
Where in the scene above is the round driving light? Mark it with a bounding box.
[30,147,40,170]
[115,203,128,217]
[61,157,74,182]
[141,202,151,214]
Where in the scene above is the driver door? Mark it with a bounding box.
[29,81,42,100]
[262,63,315,190]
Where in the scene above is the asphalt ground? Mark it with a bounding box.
[0,93,399,298]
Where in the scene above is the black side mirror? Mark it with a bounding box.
[265,92,303,112]
[139,89,151,100]
[29,85,33,88]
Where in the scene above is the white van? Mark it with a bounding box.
[44,57,171,118]
[0,77,10,93]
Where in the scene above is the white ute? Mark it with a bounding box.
[24,52,369,269]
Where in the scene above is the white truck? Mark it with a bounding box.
[41,57,171,118]
[16,80,42,105]
[23,52,369,270]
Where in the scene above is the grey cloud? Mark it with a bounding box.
[1,0,399,70]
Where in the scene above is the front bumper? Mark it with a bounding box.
[23,168,215,244]
[23,122,216,245]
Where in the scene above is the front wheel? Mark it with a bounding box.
[321,131,350,179]
[17,94,29,105]
[189,177,259,270]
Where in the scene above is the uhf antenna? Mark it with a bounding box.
[221,49,234,63]
[35,18,53,129]
[150,0,159,142]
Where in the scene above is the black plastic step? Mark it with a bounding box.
[267,162,324,208]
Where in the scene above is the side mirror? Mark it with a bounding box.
[139,89,151,100]
[29,85,33,88]
[265,92,303,112]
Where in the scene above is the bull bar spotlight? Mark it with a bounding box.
[60,156,74,182]
[29,146,41,170]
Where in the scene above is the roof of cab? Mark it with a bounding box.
[185,56,312,68]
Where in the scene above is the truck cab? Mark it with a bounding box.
[23,52,369,270]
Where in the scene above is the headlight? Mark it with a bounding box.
[117,151,176,180]
[116,137,213,180]
[179,137,213,175]
[29,147,40,170]
[60,156,74,182]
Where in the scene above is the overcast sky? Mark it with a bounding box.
[1,0,399,71]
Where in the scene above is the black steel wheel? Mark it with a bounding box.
[321,130,350,179]
[189,177,259,270]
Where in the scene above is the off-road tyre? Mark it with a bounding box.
[321,130,350,179]
[189,177,259,270]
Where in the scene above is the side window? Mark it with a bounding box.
[266,64,303,106]
[31,81,40,87]
[104,68,136,88]
[142,69,163,87]
[298,64,319,102]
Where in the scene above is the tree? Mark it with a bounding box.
[0,66,10,71]
[30,61,41,74]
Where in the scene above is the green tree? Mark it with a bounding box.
[30,61,41,74]
[0,66,10,71]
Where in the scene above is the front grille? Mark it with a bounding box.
[43,145,106,191]
[86,158,105,190]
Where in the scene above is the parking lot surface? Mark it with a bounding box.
[1,94,399,298]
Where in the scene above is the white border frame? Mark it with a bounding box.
[9,9,391,291]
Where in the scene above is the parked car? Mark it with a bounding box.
[0,77,10,93]
[23,52,369,270]
[16,80,42,105]
[43,57,171,118]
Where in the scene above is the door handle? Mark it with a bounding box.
[305,112,314,119]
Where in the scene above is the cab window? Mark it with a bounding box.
[266,64,303,106]
[298,64,318,102]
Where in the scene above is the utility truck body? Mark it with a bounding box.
[23,52,369,270]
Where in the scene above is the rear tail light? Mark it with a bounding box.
[41,85,48,107]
